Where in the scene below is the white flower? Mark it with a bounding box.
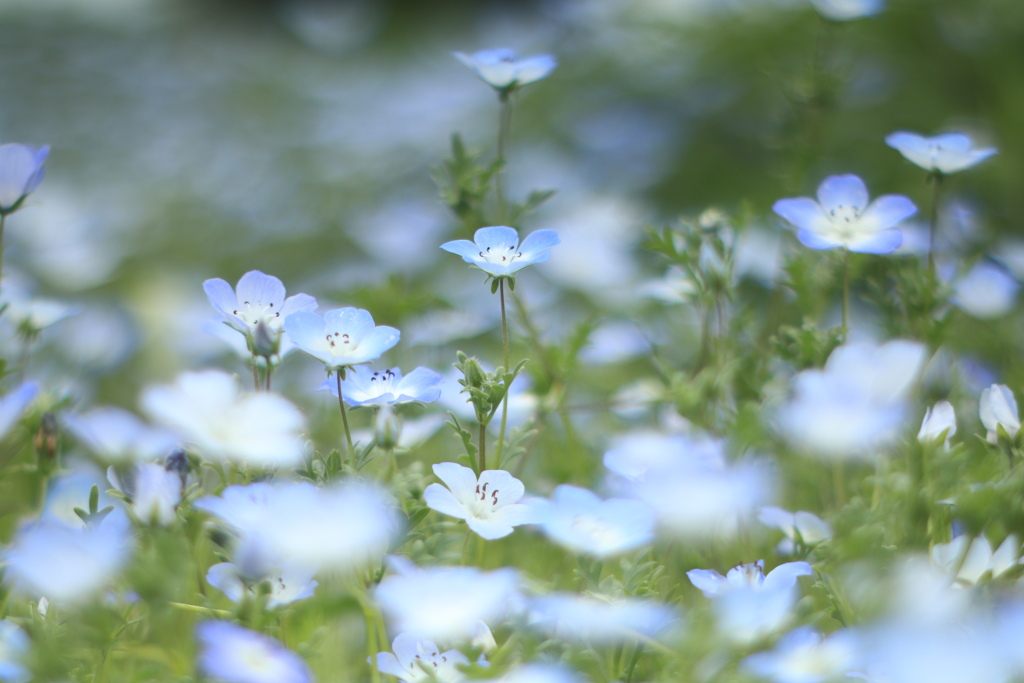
[980,384,1020,443]
[931,535,1021,585]
[603,430,725,484]
[318,366,442,406]
[950,261,1019,319]
[757,507,832,554]
[108,462,184,526]
[533,485,655,558]
[141,369,305,467]
[0,381,38,442]
[810,0,884,21]
[886,132,997,175]
[374,633,471,683]
[453,49,556,91]
[424,463,536,540]
[918,401,956,446]
[203,270,317,353]
[206,563,318,609]
[64,406,178,463]
[528,593,678,644]
[196,621,311,683]
[743,626,859,683]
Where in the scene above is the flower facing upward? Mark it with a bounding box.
[454,49,556,92]
[196,621,311,683]
[886,132,997,175]
[773,174,916,254]
[0,143,49,214]
[283,307,399,370]
[441,226,560,279]
[374,633,471,683]
[424,462,536,540]
[203,270,317,352]
[318,366,442,406]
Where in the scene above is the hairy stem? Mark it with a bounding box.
[495,279,511,467]
[337,370,355,454]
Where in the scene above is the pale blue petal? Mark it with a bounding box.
[433,462,478,499]
[474,226,520,250]
[280,293,318,318]
[466,518,515,540]
[283,311,329,361]
[553,484,601,509]
[846,229,903,254]
[796,229,842,250]
[514,55,557,85]
[817,174,869,213]
[762,561,812,591]
[860,194,917,231]
[886,131,928,155]
[686,569,726,598]
[0,144,47,209]
[24,145,50,195]
[236,271,286,308]
[440,239,482,263]
[203,278,238,318]
[325,307,375,340]
[519,229,560,258]
[424,483,469,519]
[395,367,442,403]
[773,198,829,232]
[352,325,400,363]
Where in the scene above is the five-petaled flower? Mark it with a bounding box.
[886,131,997,175]
[773,174,916,254]
[196,621,312,683]
[0,143,49,215]
[374,633,471,683]
[441,226,559,280]
[283,307,400,371]
[318,366,442,406]
[424,462,536,539]
[454,49,556,95]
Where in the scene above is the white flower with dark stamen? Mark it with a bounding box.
[283,307,400,371]
[773,174,916,254]
[374,633,471,683]
[196,621,311,683]
[0,381,38,442]
[441,226,560,279]
[424,462,536,540]
[932,534,1022,586]
[204,270,317,342]
[454,49,556,92]
[64,406,178,463]
[886,132,997,175]
[206,562,318,609]
[533,485,655,558]
[810,0,884,21]
[980,383,1020,444]
[318,366,442,406]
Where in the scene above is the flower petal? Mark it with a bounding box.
[859,194,917,232]
[796,229,842,250]
[773,198,830,233]
[477,469,525,508]
[203,278,238,318]
[465,517,515,540]
[686,569,726,597]
[817,174,869,213]
[846,228,903,254]
[235,271,286,308]
[395,367,442,403]
[762,561,812,591]
[432,462,478,500]
[424,483,469,520]
[474,226,520,250]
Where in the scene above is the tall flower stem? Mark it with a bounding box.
[927,172,945,272]
[250,352,260,392]
[495,279,511,468]
[0,213,6,305]
[336,370,355,454]
[841,248,850,339]
[478,421,487,474]
[265,364,273,392]
[496,93,513,222]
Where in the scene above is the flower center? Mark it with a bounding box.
[570,514,619,545]
[827,203,862,225]
[470,481,502,516]
[232,300,281,330]
[325,332,352,350]
[478,241,524,266]
[365,369,398,398]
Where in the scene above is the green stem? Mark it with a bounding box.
[265,363,272,392]
[250,351,260,391]
[337,370,355,454]
[0,213,6,305]
[496,94,512,223]
[360,601,382,683]
[478,421,487,473]
[495,280,511,468]
[927,172,944,273]
[842,247,850,339]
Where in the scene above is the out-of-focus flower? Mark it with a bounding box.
[424,463,536,540]
[757,507,832,554]
[196,621,311,683]
[528,593,678,644]
[141,369,305,468]
[318,366,442,406]
[931,535,1021,585]
[64,406,178,463]
[0,381,38,441]
[886,132,997,175]
[453,49,556,92]
[532,485,655,558]
[777,340,928,459]
[374,633,471,683]
[4,515,131,605]
[0,619,30,683]
[478,663,583,683]
[810,0,884,21]
[2,291,78,335]
[773,175,915,254]
[107,461,184,526]
[743,626,859,683]
[283,307,399,371]
[918,401,956,446]
[688,560,812,598]
[206,563,318,609]
[441,226,560,279]
[980,384,1020,443]
[0,143,49,214]
[603,430,724,484]
[375,557,521,641]
[949,261,1019,319]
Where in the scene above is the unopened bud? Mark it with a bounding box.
[34,412,59,463]
[165,448,190,490]
[252,320,279,359]
[374,404,401,451]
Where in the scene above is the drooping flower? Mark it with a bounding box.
[63,406,178,463]
[454,49,556,93]
[918,401,957,446]
[528,593,679,644]
[196,621,311,683]
[742,626,859,683]
[374,633,471,683]
[441,226,560,279]
[206,563,318,609]
[533,485,655,558]
[886,132,997,175]
[0,381,38,442]
[0,143,49,214]
[773,174,916,253]
[931,534,1022,586]
[318,366,442,406]
[980,384,1020,443]
[810,0,884,21]
[757,507,832,554]
[141,369,305,468]
[283,307,399,371]
[423,462,536,540]
[203,270,317,358]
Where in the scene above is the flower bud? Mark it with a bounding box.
[980,384,1020,444]
[251,319,279,359]
[918,401,956,446]
[374,405,401,451]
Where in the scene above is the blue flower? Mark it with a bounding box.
[441,226,560,279]
[773,174,916,254]
[0,143,49,214]
[196,621,311,683]
[454,49,556,92]
[206,563,318,609]
[283,307,400,371]
[533,484,655,558]
[886,131,997,175]
[203,270,317,354]
[317,366,442,406]
[810,0,884,21]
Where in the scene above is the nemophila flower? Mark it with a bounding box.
[949,261,1019,319]
[773,175,916,253]
[0,619,30,683]
[204,270,317,358]
[743,626,859,683]
[4,515,132,605]
[0,381,38,441]
[980,384,1020,443]
[528,593,678,645]
[318,366,442,406]
[757,507,832,555]
[931,535,1021,586]
[441,226,560,280]
[375,556,521,641]
[810,0,884,21]
[603,429,726,484]
[206,563,318,609]
[196,621,311,683]
[0,143,49,214]
[424,462,536,540]
[141,369,305,468]
[64,406,178,463]
[107,461,184,526]
[454,49,556,93]
[283,307,399,371]
[777,340,927,459]
[479,663,583,683]
[918,400,957,446]
[374,633,471,683]
[886,132,997,175]
[533,485,655,558]
[1,290,78,335]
